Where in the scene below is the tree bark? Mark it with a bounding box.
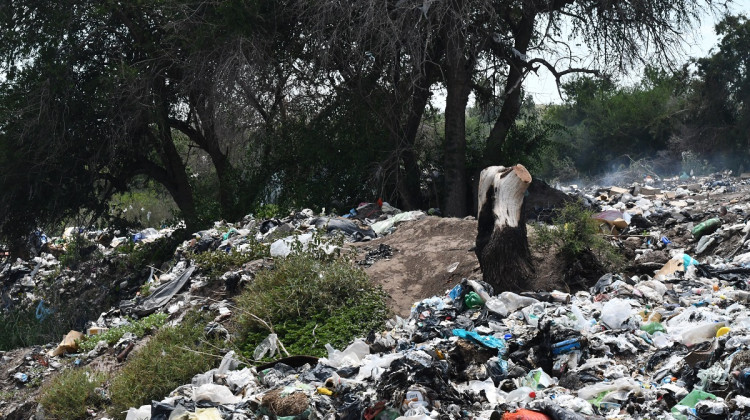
[482,11,537,167]
[442,22,473,217]
[396,66,438,210]
[475,164,533,292]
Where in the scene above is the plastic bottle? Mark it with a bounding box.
[506,386,536,405]
[551,338,582,355]
[692,218,721,239]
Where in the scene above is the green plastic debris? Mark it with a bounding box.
[692,218,721,239]
[670,389,716,420]
[464,291,484,309]
[640,322,667,335]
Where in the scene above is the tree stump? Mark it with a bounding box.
[475,165,533,292]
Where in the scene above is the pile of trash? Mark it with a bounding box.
[116,172,750,420]
[0,202,424,315]
[5,172,750,420]
[123,261,750,420]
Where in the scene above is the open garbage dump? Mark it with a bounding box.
[2,171,750,420]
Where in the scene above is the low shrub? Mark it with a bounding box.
[0,298,90,352]
[39,368,107,420]
[108,312,221,418]
[77,312,168,353]
[59,234,101,269]
[533,202,624,271]
[116,231,185,272]
[234,253,389,359]
[191,243,269,280]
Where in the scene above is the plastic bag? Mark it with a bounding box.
[254,333,279,361]
[125,405,151,420]
[193,383,241,404]
[600,298,632,329]
[322,339,369,368]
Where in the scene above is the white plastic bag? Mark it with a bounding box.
[601,298,632,329]
[253,333,279,361]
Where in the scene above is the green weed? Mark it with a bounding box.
[191,243,269,280]
[233,253,388,359]
[533,202,624,271]
[39,368,107,420]
[77,313,168,353]
[108,312,221,419]
[59,235,101,269]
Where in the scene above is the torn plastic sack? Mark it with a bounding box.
[193,383,241,405]
[321,339,369,368]
[269,233,338,257]
[312,217,376,240]
[671,389,716,420]
[254,333,280,361]
[600,298,632,329]
[371,211,425,235]
[452,329,506,354]
[121,266,195,317]
[125,405,152,420]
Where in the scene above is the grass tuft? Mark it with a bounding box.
[39,368,107,420]
[108,311,221,418]
[77,312,169,353]
[233,253,389,359]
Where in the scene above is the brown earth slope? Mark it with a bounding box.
[355,216,481,317]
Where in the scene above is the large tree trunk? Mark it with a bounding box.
[395,70,435,210]
[475,165,533,292]
[442,28,472,217]
[482,11,537,167]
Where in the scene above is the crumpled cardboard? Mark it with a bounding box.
[48,330,83,357]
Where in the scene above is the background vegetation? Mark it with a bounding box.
[0,0,741,246]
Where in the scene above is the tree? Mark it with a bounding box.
[686,14,750,170]
[0,0,291,241]
[289,0,720,216]
[545,68,690,175]
[475,165,533,292]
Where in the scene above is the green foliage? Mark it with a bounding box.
[191,244,269,279]
[533,202,624,271]
[687,14,750,170]
[109,183,178,229]
[116,232,184,272]
[39,368,107,420]
[59,235,101,269]
[77,313,169,353]
[234,253,388,359]
[0,300,86,352]
[139,282,152,297]
[108,312,220,419]
[544,68,689,176]
[253,203,281,220]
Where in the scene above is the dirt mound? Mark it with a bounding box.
[357,216,590,317]
[354,216,481,317]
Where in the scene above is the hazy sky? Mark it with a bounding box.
[525,0,750,104]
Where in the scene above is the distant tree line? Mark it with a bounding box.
[0,0,739,246]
